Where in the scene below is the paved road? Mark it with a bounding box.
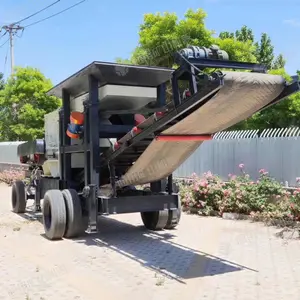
[0,183,300,300]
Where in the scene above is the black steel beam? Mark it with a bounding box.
[157,82,166,107]
[85,74,100,233]
[258,80,300,112]
[60,89,71,187]
[98,194,179,215]
[61,144,86,154]
[84,105,91,186]
[89,75,100,185]
[99,124,134,136]
[99,106,167,115]
[175,55,267,73]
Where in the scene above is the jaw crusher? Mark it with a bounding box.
[14,45,300,240]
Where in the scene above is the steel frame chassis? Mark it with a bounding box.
[24,56,300,235]
[56,73,183,234]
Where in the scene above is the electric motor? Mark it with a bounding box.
[179,45,229,61]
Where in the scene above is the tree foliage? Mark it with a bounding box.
[254,33,274,69]
[234,69,300,130]
[219,25,254,43]
[0,72,4,90]
[0,67,61,141]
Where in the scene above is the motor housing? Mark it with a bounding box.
[179,45,229,61]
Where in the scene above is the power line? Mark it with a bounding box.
[24,0,86,28]
[3,40,9,75]
[0,38,9,49]
[12,0,61,25]
[0,31,7,40]
[1,25,24,75]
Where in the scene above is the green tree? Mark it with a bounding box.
[219,25,254,43]
[254,33,274,69]
[272,54,286,69]
[119,9,256,68]
[219,31,234,40]
[235,25,254,43]
[130,9,214,67]
[0,67,61,141]
[0,72,5,90]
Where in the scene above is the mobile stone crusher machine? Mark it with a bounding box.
[13,45,300,240]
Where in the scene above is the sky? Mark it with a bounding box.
[0,0,299,85]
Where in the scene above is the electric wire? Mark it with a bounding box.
[23,0,86,28]
[11,0,61,25]
[3,40,9,75]
[0,31,7,41]
[0,38,9,49]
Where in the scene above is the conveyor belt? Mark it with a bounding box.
[102,71,286,193]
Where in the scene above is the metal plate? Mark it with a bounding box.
[46,62,174,99]
[17,139,45,156]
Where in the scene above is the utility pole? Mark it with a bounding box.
[1,24,24,75]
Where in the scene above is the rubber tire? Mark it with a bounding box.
[62,189,84,238]
[42,190,66,240]
[11,180,26,213]
[165,198,182,229]
[141,210,169,231]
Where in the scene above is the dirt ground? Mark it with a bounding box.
[1,183,300,300]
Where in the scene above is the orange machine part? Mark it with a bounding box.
[70,111,84,125]
[66,130,80,139]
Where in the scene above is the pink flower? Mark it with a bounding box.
[223,189,230,196]
[239,163,244,169]
[296,177,300,183]
[199,180,208,187]
[259,169,268,175]
[228,173,232,178]
[193,185,199,192]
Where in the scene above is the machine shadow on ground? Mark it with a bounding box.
[74,216,257,282]
[19,206,257,283]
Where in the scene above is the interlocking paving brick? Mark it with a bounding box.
[0,183,300,299]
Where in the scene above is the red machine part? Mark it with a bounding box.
[134,114,146,125]
[156,135,212,141]
[19,153,41,164]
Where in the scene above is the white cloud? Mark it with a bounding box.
[283,19,300,27]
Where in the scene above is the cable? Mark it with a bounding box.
[0,31,7,40]
[24,0,86,28]
[0,38,9,49]
[12,0,61,25]
[3,40,9,75]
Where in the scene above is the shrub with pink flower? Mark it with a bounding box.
[180,163,300,222]
[0,168,25,185]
